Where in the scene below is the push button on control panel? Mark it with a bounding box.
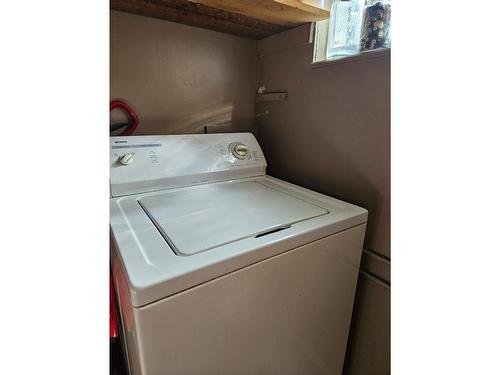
[229,142,249,159]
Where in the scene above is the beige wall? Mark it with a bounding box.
[256,24,390,375]
[111,12,390,374]
[111,10,257,135]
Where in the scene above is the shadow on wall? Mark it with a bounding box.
[261,134,383,254]
[111,101,259,135]
[163,102,234,134]
[342,272,390,375]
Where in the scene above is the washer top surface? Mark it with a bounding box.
[139,181,328,256]
[111,176,368,307]
[109,134,368,307]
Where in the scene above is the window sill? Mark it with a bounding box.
[311,48,390,68]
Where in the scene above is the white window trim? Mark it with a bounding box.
[313,0,333,62]
[312,46,390,68]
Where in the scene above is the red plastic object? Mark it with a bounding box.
[110,275,119,339]
[110,100,139,136]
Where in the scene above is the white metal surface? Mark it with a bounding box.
[116,225,366,375]
[111,175,367,307]
[110,133,266,197]
[110,133,368,375]
[139,180,328,255]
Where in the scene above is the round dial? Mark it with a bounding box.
[119,153,134,165]
[230,143,249,159]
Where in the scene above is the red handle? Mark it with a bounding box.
[110,275,119,339]
[110,100,139,136]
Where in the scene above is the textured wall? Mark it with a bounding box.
[111,10,257,135]
[256,24,390,375]
[111,12,390,373]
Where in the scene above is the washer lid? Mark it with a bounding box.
[138,181,329,255]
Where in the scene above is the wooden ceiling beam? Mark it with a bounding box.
[190,0,330,27]
[110,0,288,39]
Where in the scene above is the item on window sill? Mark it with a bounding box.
[360,1,391,52]
[326,0,363,59]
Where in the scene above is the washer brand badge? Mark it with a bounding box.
[115,140,127,144]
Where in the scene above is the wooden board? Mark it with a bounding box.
[111,0,328,39]
[190,0,329,27]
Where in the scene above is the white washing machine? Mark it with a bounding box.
[110,133,368,375]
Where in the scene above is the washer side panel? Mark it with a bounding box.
[111,233,144,375]
[133,224,366,375]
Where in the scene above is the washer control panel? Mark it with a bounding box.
[110,133,267,197]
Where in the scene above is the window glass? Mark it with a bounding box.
[315,0,391,62]
[327,0,364,59]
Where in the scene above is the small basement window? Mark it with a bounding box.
[313,0,391,63]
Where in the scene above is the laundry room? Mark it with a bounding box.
[109,1,389,375]
[5,2,500,375]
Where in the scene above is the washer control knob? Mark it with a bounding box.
[119,153,134,165]
[230,143,249,159]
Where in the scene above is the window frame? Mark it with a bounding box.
[313,0,391,64]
